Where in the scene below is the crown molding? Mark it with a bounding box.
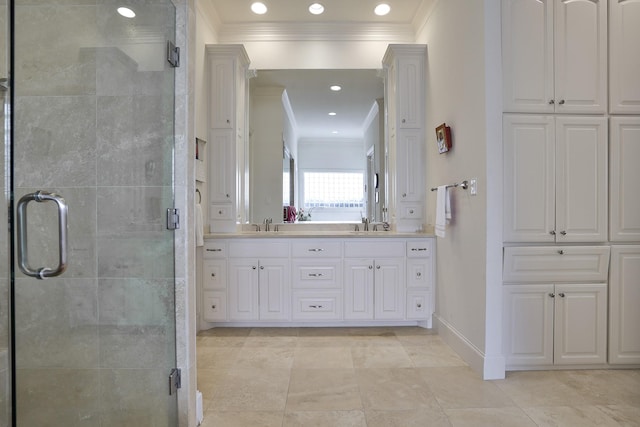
[217,22,416,43]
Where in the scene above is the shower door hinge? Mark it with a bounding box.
[169,368,182,395]
[167,208,180,230]
[167,41,180,68]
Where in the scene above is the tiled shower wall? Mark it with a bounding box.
[11,1,179,425]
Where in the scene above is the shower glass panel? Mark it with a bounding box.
[6,0,178,425]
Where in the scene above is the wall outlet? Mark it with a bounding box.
[470,178,478,196]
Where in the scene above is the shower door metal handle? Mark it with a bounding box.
[16,191,68,279]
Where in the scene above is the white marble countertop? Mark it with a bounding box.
[204,230,436,239]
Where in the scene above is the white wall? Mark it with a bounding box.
[415,0,504,379]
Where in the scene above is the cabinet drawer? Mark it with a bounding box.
[344,240,405,258]
[210,204,233,220]
[203,260,226,289]
[292,291,342,320]
[406,289,431,320]
[406,240,433,258]
[228,240,289,258]
[398,203,422,219]
[503,246,610,283]
[406,259,432,289]
[291,239,342,258]
[203,291,227,321]
[292,260,341,289]
[203,240,227,258]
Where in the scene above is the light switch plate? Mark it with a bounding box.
[470,178,478,196]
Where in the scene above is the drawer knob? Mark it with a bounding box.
[417,303,422,308]
[558,250,564,255]
[211,305,216,309]
[416,272,421,277]
[211,273,216,277]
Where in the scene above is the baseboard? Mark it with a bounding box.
[434,314,505,380]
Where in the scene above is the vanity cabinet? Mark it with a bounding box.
[344,240,405,320]
[609,0,640,114]
[206,45,250,232]
[227,241,290,321]
[503,115,608,243]
[383,45,426,232]
[502,0,607,114]
[406,240,434,325]
[502,246,610,369]
[609,246,640,365]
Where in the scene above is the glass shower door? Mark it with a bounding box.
[7,0,178,425]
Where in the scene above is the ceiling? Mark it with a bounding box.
[207,0,430,140]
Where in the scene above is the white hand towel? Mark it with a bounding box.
[195,203,204,247]
[435,185,451,238]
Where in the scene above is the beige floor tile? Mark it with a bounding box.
[421,366,515,409]
[296,335,355,348]
[211,367,290,411]
[293,346,354,369]
[351,345,413,368]
[232,346,295,370]
[286,368,363,411]
[200,410,284,427]
[404,338,468,367]
[196,347,241,370]
[243,336,299,348]
[198,327,252,337]
[298,327,352,337]
[596,405,640,426]
[249,327,300,337]
[356,368,440,411]
[395,333,441,346]
[557,369,640,406]
[392,326,437,336]
[494,370,590,407]
[365,408,451,427]
[522,405,622,427]
[444,407,537,427]
[196,335,247,348]
[283,410,367,427]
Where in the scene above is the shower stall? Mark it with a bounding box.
[1,0,179,425]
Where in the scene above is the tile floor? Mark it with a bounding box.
[196,326,640,427]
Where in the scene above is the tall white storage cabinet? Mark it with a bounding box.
[206,45,250,232]
[502,0,607,114]
[383,45,427,232]
[609,0,640,114]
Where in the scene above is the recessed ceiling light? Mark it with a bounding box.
[117,7,136,18]
[328,112,337,116]
[309,3,325,15]
[330,85,342,91]
[374,3,391,16]
[251,2,268,15]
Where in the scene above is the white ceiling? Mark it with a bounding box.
[207,0,430,140]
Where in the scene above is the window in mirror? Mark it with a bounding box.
[302,172,364,221]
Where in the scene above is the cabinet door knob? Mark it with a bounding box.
[416,272,422,277]
[252,266,256,270]
[560,231,567,235]
[376,265,381,269]
[402,118,406,123]
[226,194,230,198]
[369,265,373,269]
[549,230,556,235]
[260,265,264,270]
[548,99,555,105]
[549,293,555,298]
[558,250,564,255]
[402,193,407,198]
[417,303,422,308]
[211,305,216,309]
[211,273,216,277]
[558,293,565,298]
[558,99,565,105]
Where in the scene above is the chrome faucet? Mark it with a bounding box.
[263,218,272,231]
[362,217,369,231]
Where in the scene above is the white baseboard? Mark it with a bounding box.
[434,314,505,380]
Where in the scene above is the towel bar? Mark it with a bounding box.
[430,180,469,192]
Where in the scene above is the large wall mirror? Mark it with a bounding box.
[248,69,386,224]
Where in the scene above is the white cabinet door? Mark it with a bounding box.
[610,117,640,241]
[503,284,555,367]
[396,55,424,129]
[609,246,640,365]
[554,117,607,242]
[502,0,554,113]
[553,0,607,113]
[503,115,607,243]
[503,115,555,242]
[502,0,606,113]
[374,259,405,320]
[258,259,290,321]
[554,283,607,365]
[396,129,425,203]
[228,259,259,321]
[344,259,374,320]
[208,129,235,203]
[207,56,235,129]
[609,0,640,113]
